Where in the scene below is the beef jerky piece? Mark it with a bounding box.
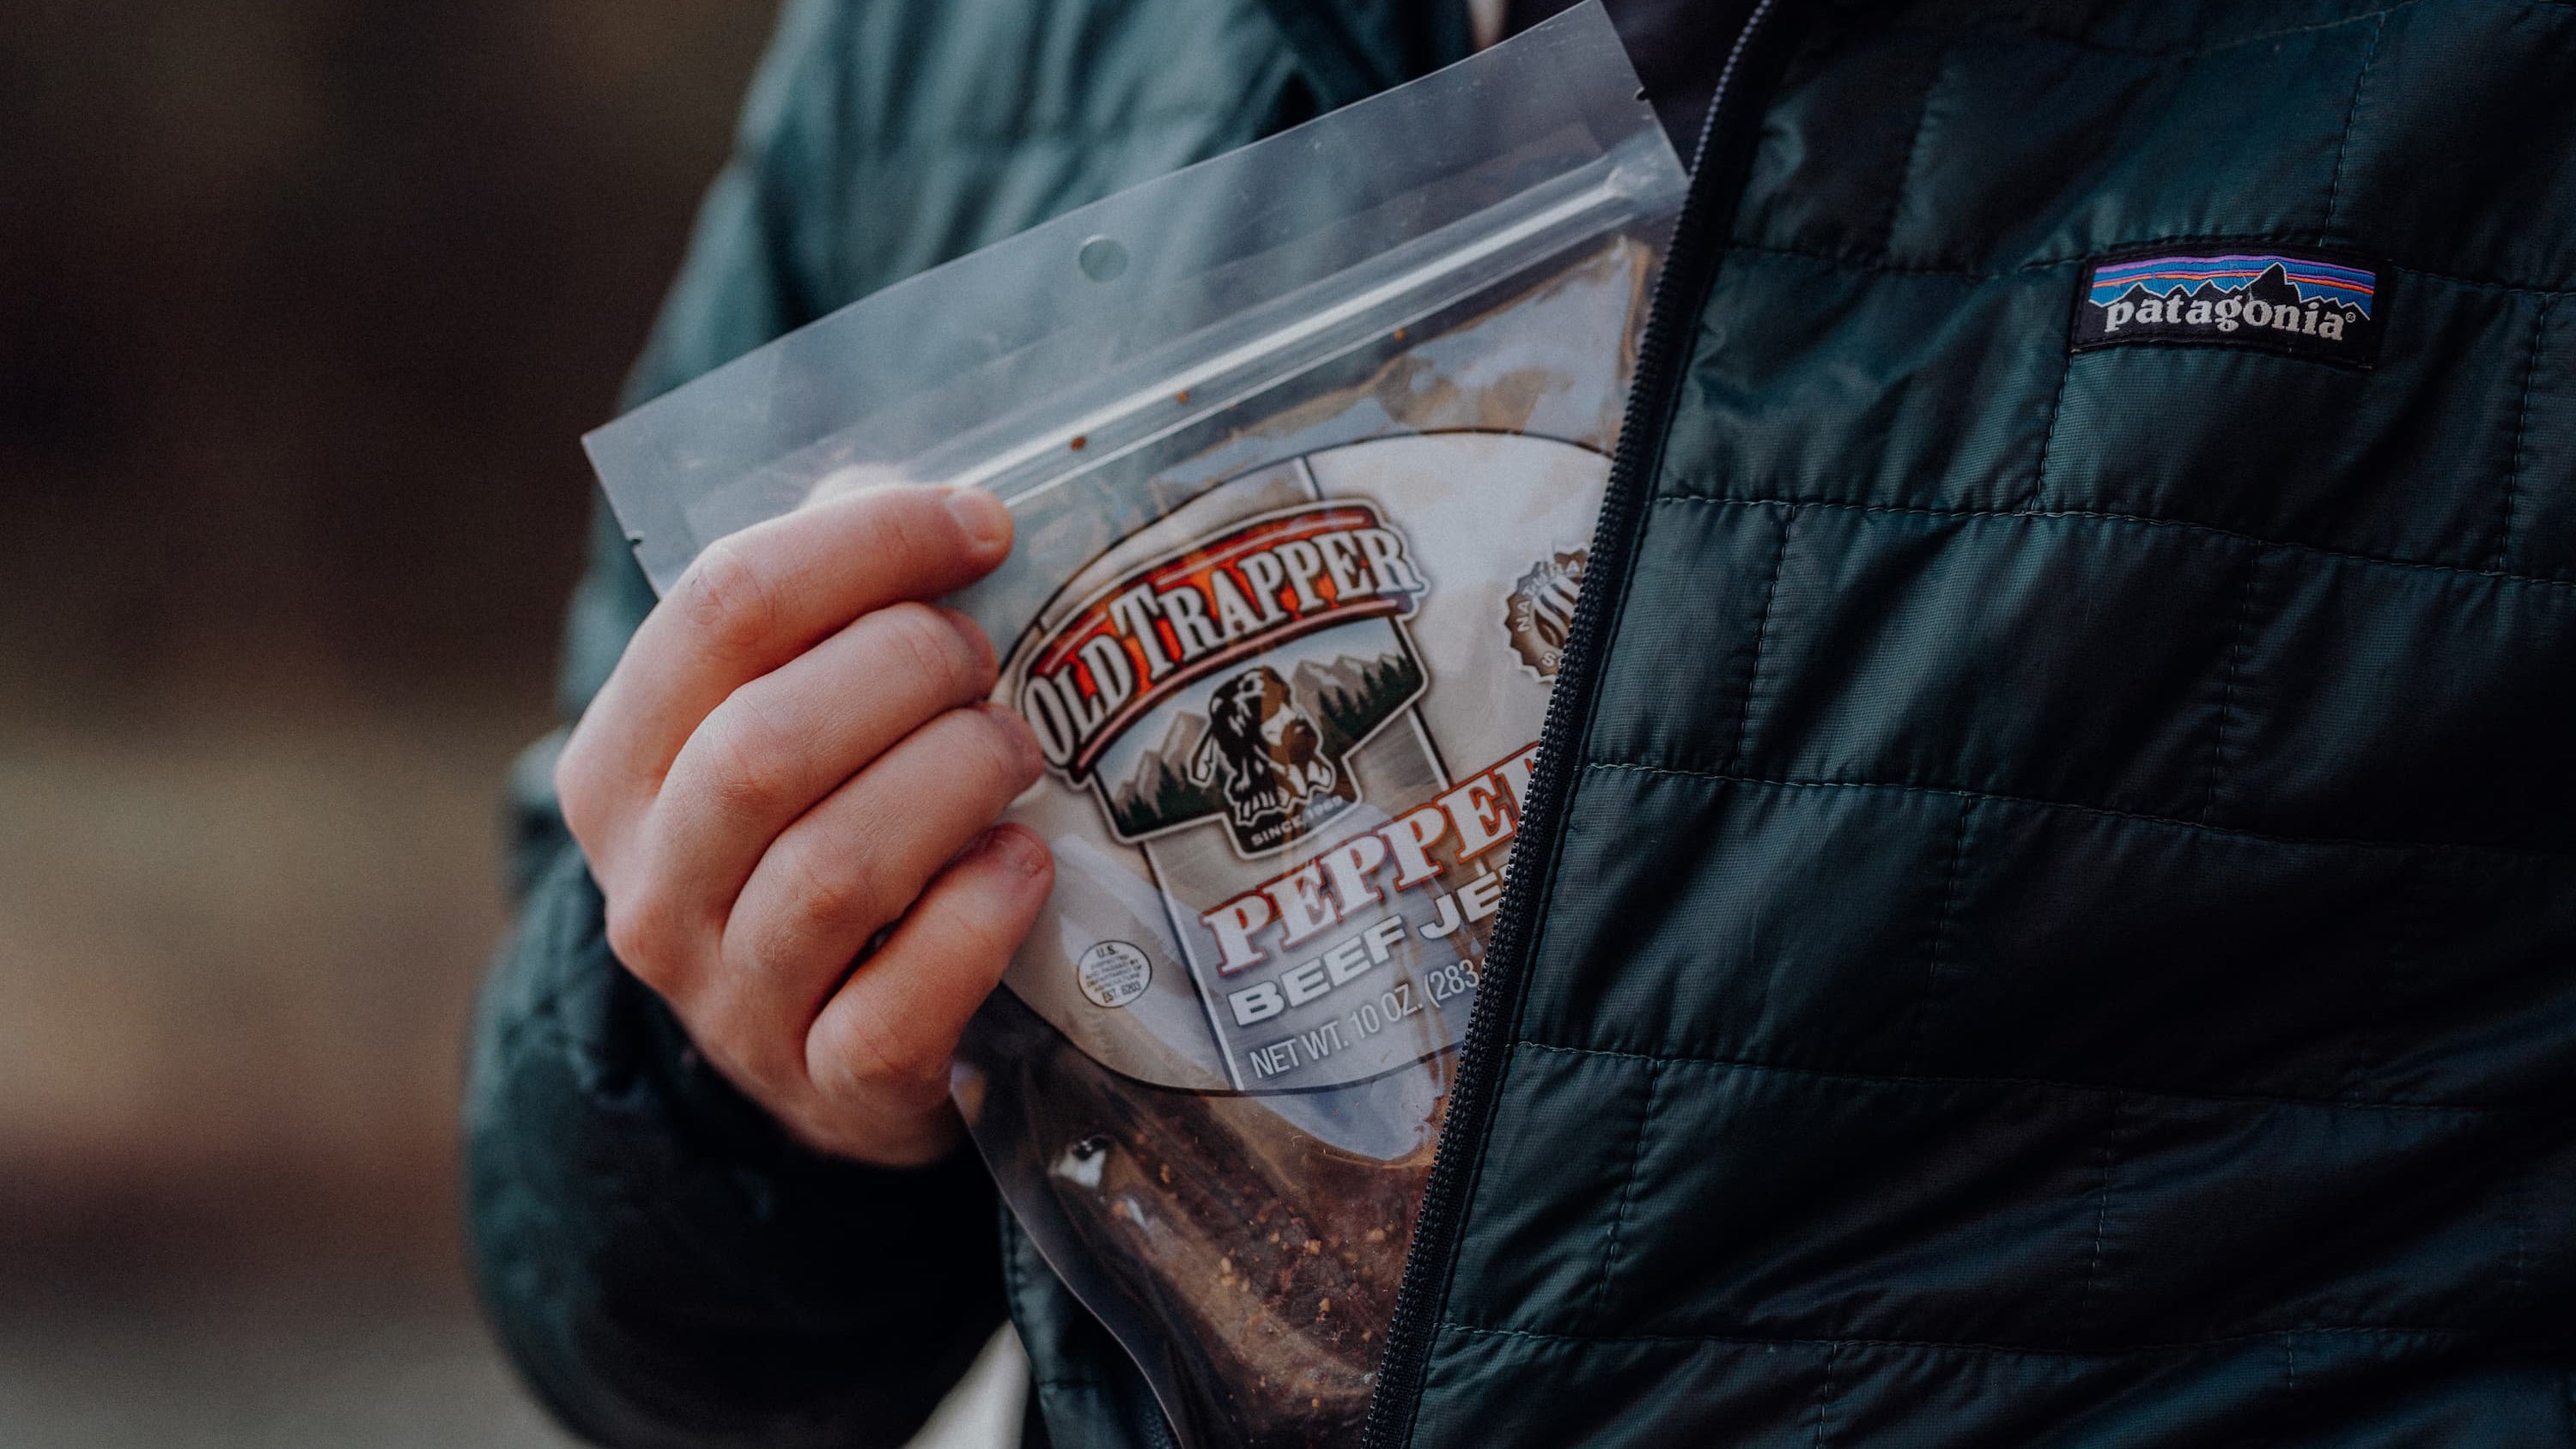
[1022,1035,1438,1446]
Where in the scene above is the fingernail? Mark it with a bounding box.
[985,825,1049,878]
[946,487,1010,556]
[983,702,1042,776]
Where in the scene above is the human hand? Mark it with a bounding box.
[556,483,1051,1167]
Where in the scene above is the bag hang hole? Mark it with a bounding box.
[1078,235,1129,282]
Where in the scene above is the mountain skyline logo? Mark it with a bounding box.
[2071,248,2381,367]
[1098,640,1425,854]
[2088,253,2375,317]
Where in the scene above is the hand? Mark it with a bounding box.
[556,483,1051,1167]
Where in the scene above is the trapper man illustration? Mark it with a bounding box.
[1190,666,1340,830]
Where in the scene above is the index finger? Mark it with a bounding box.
[584,482,1013,789]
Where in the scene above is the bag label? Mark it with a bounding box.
[990,433,1607,1093]
[2070,248,2380,367]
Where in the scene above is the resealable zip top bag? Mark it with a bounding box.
[584,8,1686,1446]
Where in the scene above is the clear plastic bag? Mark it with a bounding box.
[585,8,1683,1445]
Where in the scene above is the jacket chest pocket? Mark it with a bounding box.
[2035,270,2550,576]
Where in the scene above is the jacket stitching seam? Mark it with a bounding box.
[1912,805,1972,1075]
[1443,1322,2488,1357]
[1512,1039,2506,1117]
[1811,1341,1839,1447]
[1582,758,2576,867]
[2204,551,2264,825]
[1870,50,1947,263]
[1653,493,2576,591]
[2077,1091,2123,1342]
[1584,1059,1662,1337]
[1728,510,1796,776]
[1723,242,1988,280]
[2322,15,2388,236]
[2026,349,2077,510]
[2495,294,2553,572]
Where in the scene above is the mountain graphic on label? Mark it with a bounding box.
[1011,500,1430,858]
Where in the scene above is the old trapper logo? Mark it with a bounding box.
[2071,249,2379,367]
[1012,501,1428,858]
[1191,665,1356,851]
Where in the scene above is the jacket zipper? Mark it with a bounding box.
[1359,3,1795,1444]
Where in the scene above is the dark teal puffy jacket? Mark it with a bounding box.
[467,3,2576,1446]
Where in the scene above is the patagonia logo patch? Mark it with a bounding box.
[2072,249,2380,367]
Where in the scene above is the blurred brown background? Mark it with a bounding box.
[0,1,777,1440]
